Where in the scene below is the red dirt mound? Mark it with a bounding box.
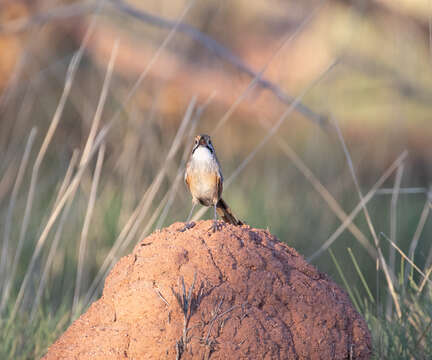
[44,221,372,359]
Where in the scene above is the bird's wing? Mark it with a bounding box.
[184,162,190,186]
[216,172,223,200]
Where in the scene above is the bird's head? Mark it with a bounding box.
[192,134,214,154]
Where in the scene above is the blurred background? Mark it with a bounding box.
[0,0,431,358]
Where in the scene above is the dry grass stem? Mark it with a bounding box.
[376,187,427,195]
[73,144,106,316]
[332,118,402,318]
[308,151,408,262]
[80,41,119,165]
[380,233,430,282]
[5,6,104,319]
[272,133,377,259]
[30,150,81,320]
[54,150,81,207]
[72,38,118,315]
[404,200,430,284]
[386,163,404,317]
[82,98,196,307]
[418,266,432,294]
[193,59,339,222]
[389,164,404,271]
[0,128,37,293]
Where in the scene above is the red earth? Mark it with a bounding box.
[44,220,372,359]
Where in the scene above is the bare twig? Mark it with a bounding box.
[212,0,327,134]
[154,288,169,307]
[173,272,198,358]
[203,298,224,345]
[109,0,326,127]
[0,1,98,34]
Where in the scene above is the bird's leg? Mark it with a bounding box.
[186,202,196,223]
[211,203,220,232]
[180,202,196,231]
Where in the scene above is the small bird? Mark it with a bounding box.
[184,134,243,231]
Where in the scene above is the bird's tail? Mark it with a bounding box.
[216,198,243,226]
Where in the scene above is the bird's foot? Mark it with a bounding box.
[179,221,196,232]
[209,220,223,233]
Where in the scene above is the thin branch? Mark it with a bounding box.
[212,0,326,134]
[109,0,327,128]
[0,1,98,34]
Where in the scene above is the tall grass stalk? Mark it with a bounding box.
[308,150,408,262]
[0,128,37,290]
[72,37,118,316]
[332,117,402,318]
[386,163,404,317]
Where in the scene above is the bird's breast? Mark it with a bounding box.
[186,147,220,205]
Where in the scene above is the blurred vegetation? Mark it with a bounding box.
[0,0,431,358]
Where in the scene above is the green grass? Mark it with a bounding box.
[0,308,70,360]
[331,246,432,359]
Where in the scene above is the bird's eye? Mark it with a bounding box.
[195,139,198,145]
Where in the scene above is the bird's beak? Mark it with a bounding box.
[199,137,206,146]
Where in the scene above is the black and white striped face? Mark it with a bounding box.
[192,134,215,154]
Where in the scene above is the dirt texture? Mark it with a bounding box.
[44,221,372,359]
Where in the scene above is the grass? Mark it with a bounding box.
[1,1,432,359]
[331,245,432,359]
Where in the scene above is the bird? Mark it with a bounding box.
[184,134,243,231]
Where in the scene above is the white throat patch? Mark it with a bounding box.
[192,146,213,162]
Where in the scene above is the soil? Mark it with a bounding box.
[43,220,372,359]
